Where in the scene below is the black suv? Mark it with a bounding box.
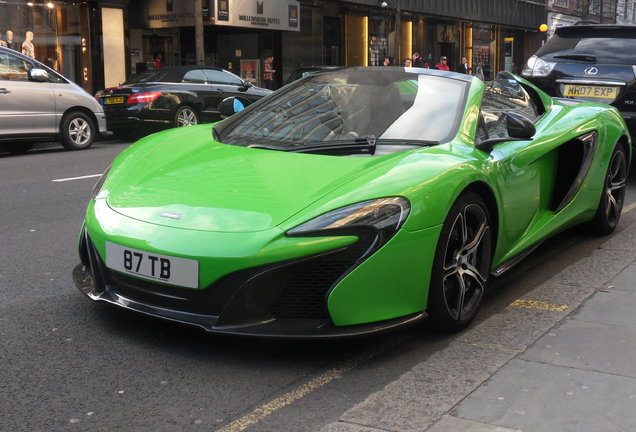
[522,25,636,141]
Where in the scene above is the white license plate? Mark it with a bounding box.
[105,242,199,288]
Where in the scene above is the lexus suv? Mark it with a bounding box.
[522,24,636,143]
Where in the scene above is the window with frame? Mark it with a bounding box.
[202,69,243,86]
[478,73,544,140]
[553,0,568,7]
[182,69,207,84]
[0,50,30,81]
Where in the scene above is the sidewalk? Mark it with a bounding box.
[321,218,636,432]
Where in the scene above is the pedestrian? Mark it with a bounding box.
[457,56,469,74]
[382,55,393,66]
[153,52,162,69]
[411,52,429,68]
[404,58,412,67]
[263,54,276,90]
[434,56,450,71]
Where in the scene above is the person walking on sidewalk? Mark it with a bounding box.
[263,54,276,90]
[434,56,450,71]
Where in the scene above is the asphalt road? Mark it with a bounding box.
[1,139,635,432]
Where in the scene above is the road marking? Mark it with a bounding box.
[52,174,102,182]
[215,337,406,432]
[511,299,570,312]
[623,201,636,214]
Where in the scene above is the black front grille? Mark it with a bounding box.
[271,241,370,318]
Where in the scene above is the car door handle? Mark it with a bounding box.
[215,88,223,93]
[0,88,10,95]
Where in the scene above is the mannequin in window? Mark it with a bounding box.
[5,30,19,51]
[22,31,35,58]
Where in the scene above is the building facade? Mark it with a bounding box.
[0,0,127,94]
[1,0,550,93]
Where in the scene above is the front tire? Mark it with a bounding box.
[60,111,95,150]
[428,192,492,332]
[590,144,628,235]
[173,106,199,128]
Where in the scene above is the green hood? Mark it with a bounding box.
[104,129,405,233]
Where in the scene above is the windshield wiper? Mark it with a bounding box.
[295,136,378,154]
[297,137,438,155]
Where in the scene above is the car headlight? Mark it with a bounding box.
[521,55,556,78]
[91,165,111,199]
[287,197,410,247]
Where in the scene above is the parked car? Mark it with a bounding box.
[74,67,630,338]
[0,46,107,152]
[95,66,271,140]
[522,24,636,147]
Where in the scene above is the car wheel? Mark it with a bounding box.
[590,144,627,235]
[60,111,95,150]
[174,106,199,127]
[428,192,492,332]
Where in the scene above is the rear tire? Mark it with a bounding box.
[60,111,95,150]
[590,144,627,235]
[428,192,492,332]
[173,106,199,128]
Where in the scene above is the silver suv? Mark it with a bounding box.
[0,46,107,152]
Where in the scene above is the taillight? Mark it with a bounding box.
[127,91,162,104]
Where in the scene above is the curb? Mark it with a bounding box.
[320,220,636,432]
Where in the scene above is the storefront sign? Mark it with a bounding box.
[218,0,299,31]
[146,0,299,31]
[146,0,215,28]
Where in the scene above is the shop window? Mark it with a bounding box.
[0,2,82,83]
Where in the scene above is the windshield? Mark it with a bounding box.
[215,67,469,152]
[536,28,636,65]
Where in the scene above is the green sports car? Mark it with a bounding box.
[73,67,631,337]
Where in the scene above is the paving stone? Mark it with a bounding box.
[427,416,522,432]
[459,305,570,352]
[600,221,636,251]
[572,289,636,329]
[320,422,387,432]
[338,342,516,432]
[521,319,636,378]
[453,359,636,432]
[550,249,634,288]
[601,261,636,292]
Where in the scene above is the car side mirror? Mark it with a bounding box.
[218,96,246,118]
[29,68,49,82]
[476,112,535,153]
[240,80,253,90]
[506,112,536,139]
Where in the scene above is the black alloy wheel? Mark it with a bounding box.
[591,144,628,235]
[428,192,492,332]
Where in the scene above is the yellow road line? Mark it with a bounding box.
[215,338,404,432]
[623,201,636,214]
[511,299,570,312]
